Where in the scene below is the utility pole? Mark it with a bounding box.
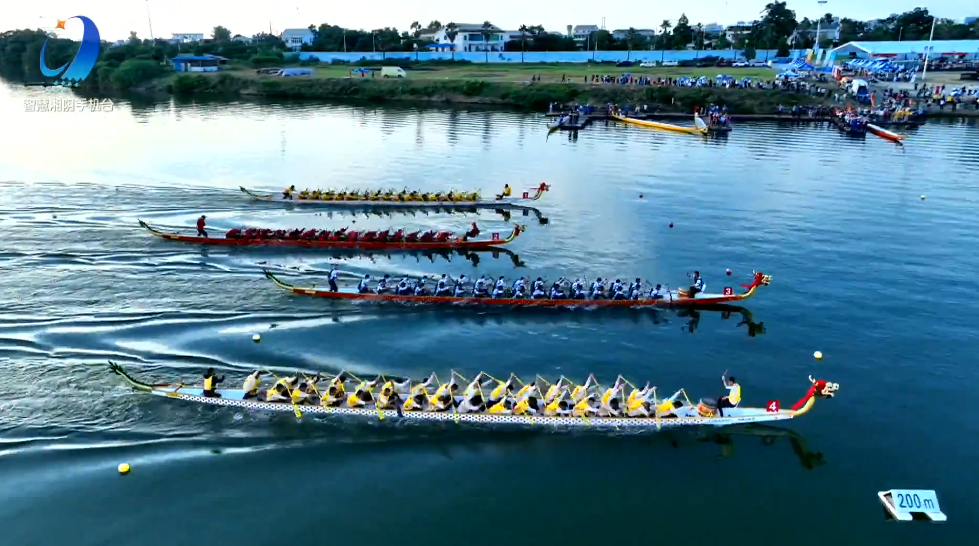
[814,0,827,65]
[921,16,936,81]
[145,0,155,41]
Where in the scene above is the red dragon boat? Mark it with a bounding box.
[138,220,523,250]
[264,270,772,308]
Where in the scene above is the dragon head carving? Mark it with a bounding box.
[808,375,839,398]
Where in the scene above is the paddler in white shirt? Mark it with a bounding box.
[649,284,666,300]
[374,274,391,294]
[396,277,412,296]
[629,278,643,300]
[453,274,469,297]
[402,373,436,411]
[512,277,528,298]
[531,279,547,299]
[610,279,623,295]
[346,377,381,408]
[457,372,488,413]
[590,278,606,299]
[242,370,263,399]
[358,275,371,294]
[549,281,566,299]
[492,276,507,298]
[570,279,585,299]
[612,280,629,300]
[687,271,705,298]
[435,275,452,297]
[473,275,490,297]
[413,280,428,296]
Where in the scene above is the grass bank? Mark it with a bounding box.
[158,65,825,113]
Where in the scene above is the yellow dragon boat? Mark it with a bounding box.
[241,183,549,208]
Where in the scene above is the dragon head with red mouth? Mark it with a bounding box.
[791,376,840,411]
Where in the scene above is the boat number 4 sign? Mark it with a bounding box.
[491,233,500,241]
[522,192,529,199]
[723,287,733,295]
[766,400,780,412]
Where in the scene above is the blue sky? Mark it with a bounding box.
[6,1,976,41]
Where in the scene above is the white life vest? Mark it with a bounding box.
[358,279,370,291]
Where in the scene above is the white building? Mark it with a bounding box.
[170,33,204,43]
[232,34,252,44]
[280,28,315,51]
[571,25,600,47]
[429,23,506,52]
[703,23,724,36]
[611,29,656,41]
[725,22,755,44]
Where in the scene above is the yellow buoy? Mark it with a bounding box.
[813,351,823,360]
[118,463,131,475]
[252,334,261,342]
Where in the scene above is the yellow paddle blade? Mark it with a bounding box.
[293,405,302,418]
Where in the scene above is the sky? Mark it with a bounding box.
[4,1,976,41]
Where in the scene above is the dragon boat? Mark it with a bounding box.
[138,220,523,251]
[240,184,549,208]
[263,270,772,308]
[108,362,838,430]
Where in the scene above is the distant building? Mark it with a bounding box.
[170,33,204,43]
[170,54,229,73]
[965,16,978,25]
[611,29,656,41]
[232,34,252,44]
[429,23,506,52]
[280,28,315,51]
[571,25,601,47]
[703,23,724,36]
[725,21,756,43]
[828,40,979,62]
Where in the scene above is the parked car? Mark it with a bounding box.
[381,67,407,78]
[639,61,656,68]
[662,60,679,67]
[732,61,749,67]
[256,67,283,75]
[749,61,768,67]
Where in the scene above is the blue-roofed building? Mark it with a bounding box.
[171,54,229,73]
[828,40,979,63]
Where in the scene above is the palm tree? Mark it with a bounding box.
[626,28,637,61]
[480,21,495,63]
[518,24,529,63]
[659,20,672,61]
[445,22,458,60]
[410,21,421,39]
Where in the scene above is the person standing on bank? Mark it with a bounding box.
[196,215,208,238]
[328,265,339,292]
[717,373,740,416]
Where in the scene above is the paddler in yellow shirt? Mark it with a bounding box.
[599,376,626,417]
[572,394,600,417]
[347,377,381,408]
[495,184,512,200]
[544,386,573,416]
[202,368,224,398]
[571,374,598,403]
[321,371,349,407]
[485,373,518,408]
[265,374,299,403]
[543,377,570,406]
[428,372,463,412]
[402,373,436,411]
[241,370,262,399]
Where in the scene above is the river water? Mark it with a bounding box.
[1,81,978,543]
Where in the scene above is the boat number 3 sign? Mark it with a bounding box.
[522,192,529,199]
[491,233,500,241]
[723,287,733,295]
[766,400,780,412]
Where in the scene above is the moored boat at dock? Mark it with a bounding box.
[612,113,707,135]
[138,220,523,251]
[241,184,549,208]
[108,362,838,431]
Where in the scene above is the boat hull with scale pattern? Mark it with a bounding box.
[108,362,838,431]
[240,185,549,208]
[264,270,773,308]
[138,220,523,251]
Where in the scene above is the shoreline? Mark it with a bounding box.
[152,72,830,114]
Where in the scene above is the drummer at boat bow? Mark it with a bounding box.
[688,271,705,298]
[203,368,224,397]
[328,265,339,292]
[496,184,512,199]
[717,374,741,416]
